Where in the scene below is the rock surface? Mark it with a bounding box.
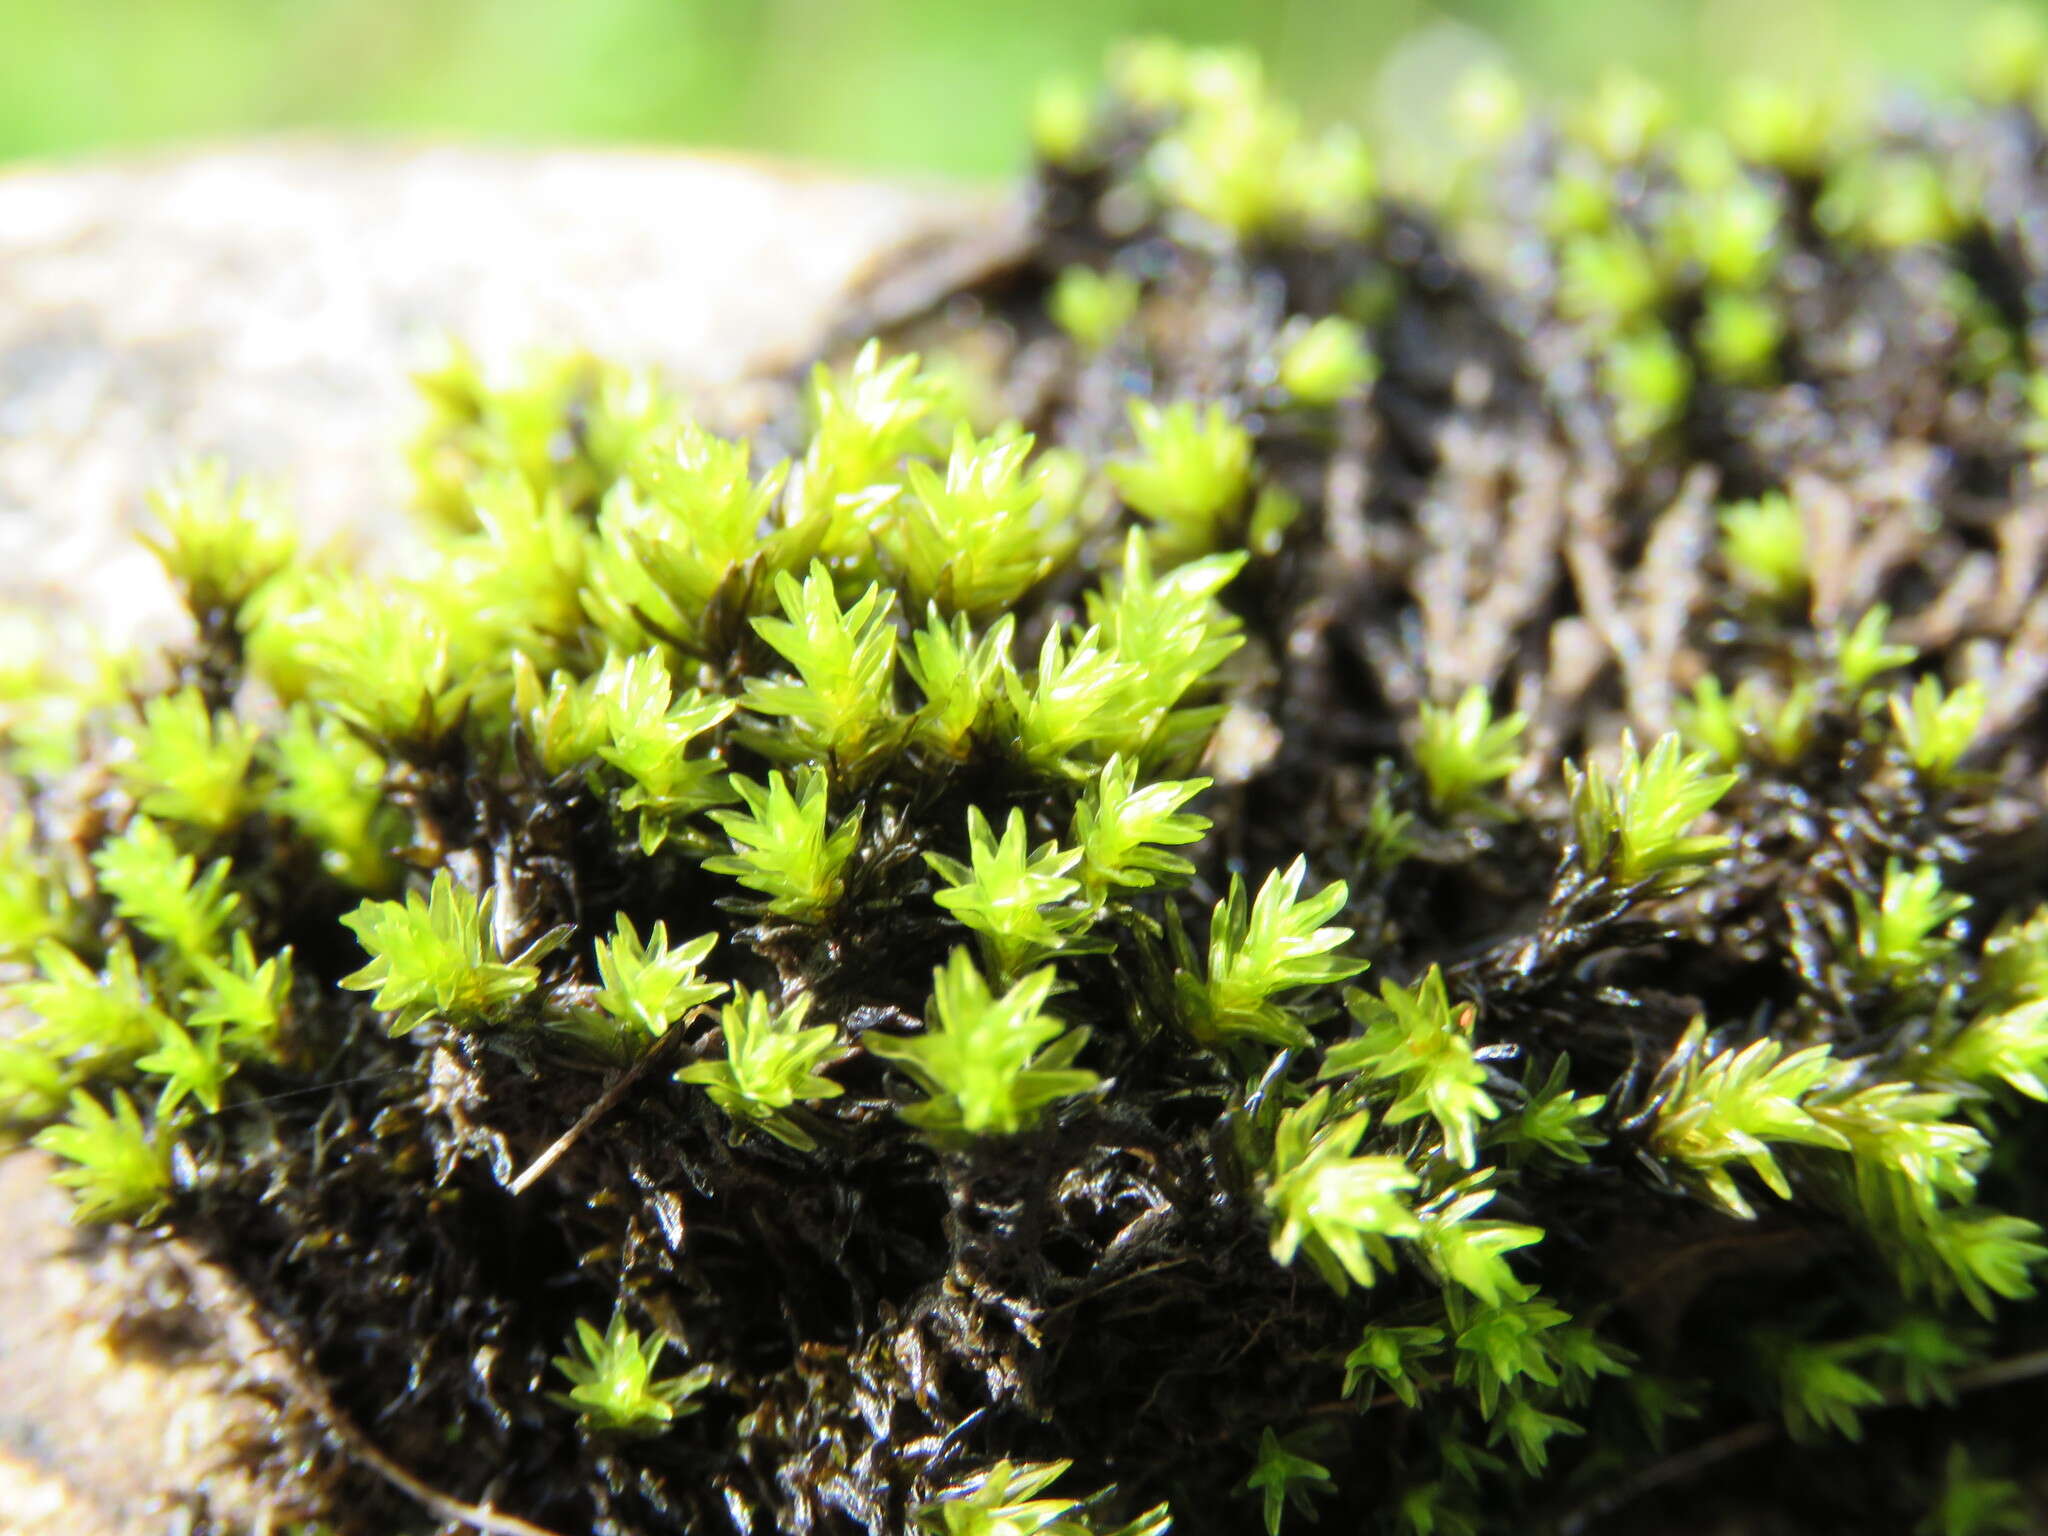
[0,140,1003,655]
[0,140,997,1534]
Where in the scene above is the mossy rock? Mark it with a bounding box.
[9,40,2048,1536]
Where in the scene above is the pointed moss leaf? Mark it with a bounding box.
[744,563,902,773]
[286,582,478,748]
[1343,1324,1445,1406]
[1243,1428,1333,1536]
[1179,856,1363,1049]
[1676,675,1816,769]
[1448,1293,1567,1418]
[33,1089,175,1224]
[1264,1089,1421,1293]
[1809,1078,1987,1230]
[135,1019,234,1115]
[339,873,560,1034]
[1143,51,1374,239]
[1323,966,1500,1166]
[1890,676,1988,783]
[185,932,293,1058]
[1414,686,1526,816]
[0,814,74,960]
[591,915,724,1041]
[9,939,172,1066]
[445,473,592,662]
[552,1312,714,1435]
[886,424,1076,619]
[512,653,611,778]
[926,807,1098,980]
[906,607,1015,758]
[1497,1400,1583,1475]
[0,1038,72,1125]
[594,649,737,853]
[1921,1210,2048,1316]
[1646,1018,1845,1217]
[1870,1314,1979,1409]
[1395,1482,1482,1536]
[868,949,1099,1141]
[1507,1057,1608,1165]
[583,422,792,657]
[1001,623,1140,776]
[678,988,845,1150]
[1980,906,2048,1010]
[405,346,653,531]
[113,688,261,834]
[1675,677,1746,768]
[800,340,949,538]
[1916,1444,2032,1536]
[706,768,862,921]
[1109,400,1253,561]
[1565,733,1735,893]
[1418,1180,1543,1307]
[1855,860,1970,982]
[914,1457,1133,1536]
[1085,530,1246,769]
[1071,755,1211,901]
[1928,998,2048,1101]
[268,704,399,890]
[92,816,240,966]
[1805,1082,2005,1310]
[1774,1336,1885,1442]
[1834,606,1918,695]
[141,459,297,618]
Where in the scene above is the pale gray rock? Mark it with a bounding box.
[0,140,1002,656]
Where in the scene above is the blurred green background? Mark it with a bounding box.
[0,0,2035,180]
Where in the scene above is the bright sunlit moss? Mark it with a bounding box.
[1108,400,1255,560]
[677,987,846,1149]
[1718,492,1808,605]
[1564,734,1735,894]
[867,949,1100,1140]
[1412,686,1526,816]
[1276,317,1377,406]
[339,873,568,1035]
[1049,265,1142,352]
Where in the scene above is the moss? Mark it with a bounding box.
[10,33,2048,1536]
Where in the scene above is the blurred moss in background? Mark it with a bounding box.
[0,0,2036,178]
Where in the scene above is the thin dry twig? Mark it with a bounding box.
[507,1020,694,1197]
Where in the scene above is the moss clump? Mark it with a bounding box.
[11,30,2048,1536]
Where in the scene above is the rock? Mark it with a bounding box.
[0,141,1002,1534]
[0,140,1009,656]
[0,1153,264,1535]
